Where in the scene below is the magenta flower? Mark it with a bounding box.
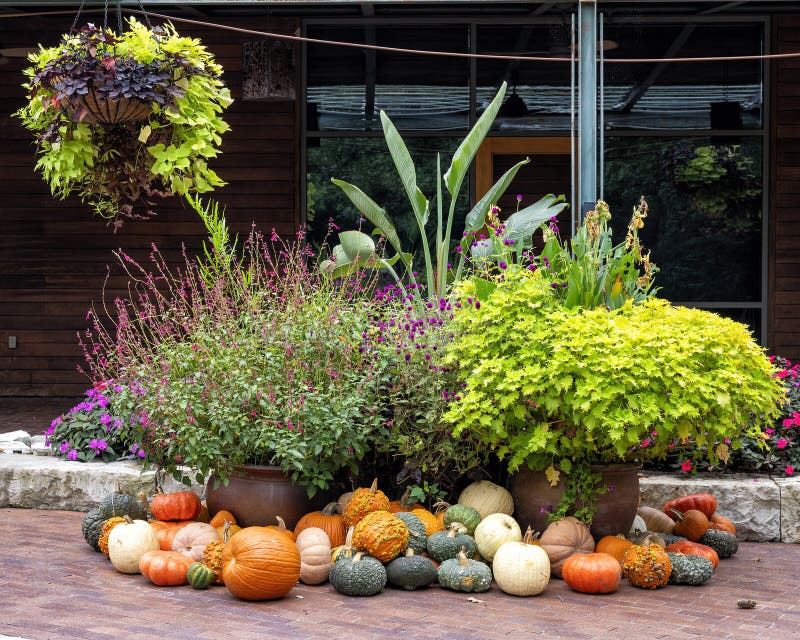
[786,464,795,476]
[59,441,70,453]
[67,449,78,461]
[776,438,789,449]
[680,460,692,472]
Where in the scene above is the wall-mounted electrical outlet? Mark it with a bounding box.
[8,336,17,349]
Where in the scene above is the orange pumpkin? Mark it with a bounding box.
[665,540,719,569]
[294,502,347,548]
[203,521,235,585]
[262,516,295,542]
[222,526,301,600]
[149,520,195,551]
[708,513,737,536]
[562,552,622,594]
[138,550,195,586]
[196,502,210,523]
[538,516,595,578]
[663,493,717,519]
[150,491,202,521]
[387,488,424,513]
[594,535,634,564]
[352,511,409,563]
[98,516,127,556]
[410,508,443,536]
[209,509,238,529]
[342,478,390,528]
[669,509,710,542]
[622,541,672,589]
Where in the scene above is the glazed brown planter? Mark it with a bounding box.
[205,465,327,530]
[508,463,641,541]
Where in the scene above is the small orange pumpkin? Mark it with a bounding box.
[432,501,451,530]
[262,516,295,542]
[148,520,195,551]
[622,539,672,589]
[388,488,424,513]
[138,550,195,586]
[410,507,443,536]
[665,540,719,569]
[342,478,390,528]
[708,513,737,536]
[294,502,347,548]
[222,526,301,600]
[594,535,633,564]
[209,509,238,529]
[562,552,622,594]
[150,491,202,522]
[669,509,710,542]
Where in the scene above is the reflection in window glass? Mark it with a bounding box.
[477,24,574,132]
[603,23,763,131]
[604,137,762,303]
[306,138,468,265]
[307,26,469,131]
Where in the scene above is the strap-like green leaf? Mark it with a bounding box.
[443,81,507,197]
[331,178,407,265]
[503,195,568,243]
[464,157,530,232]
[380,111,429,224]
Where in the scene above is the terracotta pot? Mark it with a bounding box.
[508,463,641,541]
[205,465,327,529]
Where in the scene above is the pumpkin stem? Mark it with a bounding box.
[404,547,416,557]
[368,478,379,495]
[344,525,355,549]
[456,549,470,567]
[322,502,339,516]
[275,515,287,531]
[522,526,541,545]
[432,500,451,515]
[668,508,686,521]
[222,520,231,544]
[352,551,363,563]
[447,523,460,538]
[398,487,412,507]
[138,491,151,519]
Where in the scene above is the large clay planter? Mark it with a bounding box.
[205,465,326,529]
[509,463,641,541]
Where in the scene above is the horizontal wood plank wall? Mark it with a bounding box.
[772,14,800,360]
[0,14,300,396]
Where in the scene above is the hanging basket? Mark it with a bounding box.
[61,84,152,125]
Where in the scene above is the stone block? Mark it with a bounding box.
[639,472,781,542]
[0,454,204,511]
[774,475,800,543]
[0,430,31,444]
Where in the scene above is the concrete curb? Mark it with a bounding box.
[0,453,797,543]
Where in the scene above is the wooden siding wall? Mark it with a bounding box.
[0,14,299,397]
[772,14,800,360]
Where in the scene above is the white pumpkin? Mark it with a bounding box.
[171,522,220,561]
[492,533,551,596]
[473,513,522,562]
[458,480,514,519]
[628,514,648,537]
[108,519,160,574]
[296,527,332,585]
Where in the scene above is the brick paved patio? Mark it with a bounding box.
[1,509,797,640]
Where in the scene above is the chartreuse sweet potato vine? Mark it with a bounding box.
[443,269,784,482]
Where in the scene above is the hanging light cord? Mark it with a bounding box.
[4,6,800,64]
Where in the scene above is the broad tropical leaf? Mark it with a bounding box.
[380,111,429,224]
[503,195,568,243]
[464,158,530,232]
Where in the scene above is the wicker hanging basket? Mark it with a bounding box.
[58,82,152,125]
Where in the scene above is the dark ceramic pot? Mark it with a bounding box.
[205,465,327,529]
[508,463,641,541]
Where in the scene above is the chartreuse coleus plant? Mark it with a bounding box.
[320,80,566,311]
[442,267,785,523]
[15,17,231,226]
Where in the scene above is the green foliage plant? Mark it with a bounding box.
[15,18,232,227]
[80,197,387,497]
[442,267,785,523]
[322,81,566,310]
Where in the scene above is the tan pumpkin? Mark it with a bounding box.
[222,526,301,600]
[296,527,332,585]
[138,550,195,586]
[107,517,160,574]
[149,519,195,551]
[538,516,595,578]
[337,491,354,515]
[294,502,347,548]
[150,490,202,522]
[171,522,221,561]
[637,506,676,534]
[457,479,514,519]
[352,511,409,563]
[342,478,390,528]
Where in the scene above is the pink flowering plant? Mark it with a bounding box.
[80,197,388,497]
[47,380,139,462]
